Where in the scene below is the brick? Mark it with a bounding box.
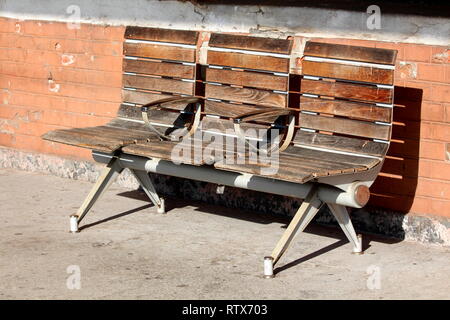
[40,109,111,128]
[4,75,122,103]
[409,197,450,218]
[417,63,446,82]
[416,178,450,200]
[418,159,450,180]
[404,44,432,62]
[420,140,447,161]
[0,61,123,88]
[421,122,450,141]
[0,33,123,57]
[431,84,450,103]
[0,48,123,72]
[431,46,449,64]
[397,61,417,80]
[0,132,14,147]
[420,102,445,122]
[19,20,124,42]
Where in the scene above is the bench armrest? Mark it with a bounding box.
[141,96,202,141]
[232,108,296,153]
[232,107,293,124]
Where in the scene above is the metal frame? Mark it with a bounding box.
[70,151,366,277]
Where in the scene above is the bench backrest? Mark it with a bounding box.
[202,33,293,122]
[296,41,396,157]
[118,26,199,128]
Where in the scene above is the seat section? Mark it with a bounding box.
[213,144,380,184]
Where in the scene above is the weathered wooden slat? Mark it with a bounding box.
[124,26,198,45]
[123,59,195,79]
[123,140,211,165]
[201,116,267,135]
[123,42,195,62]
[123,74,194,95]
[293,131,388,157]
[117,104,193,127]
[299,113,391,140]
[204,100,269,118]
[300,79,393,104]
[283,146,379,169]
[209,33,292,54]
[207,51,289,73]
[41,126,150,152]
[214,159,314,184]
[304,41,397,65]
[206,68,288,91]
[122,89,196,111]
[205,84,287,108]
[300,96,392,123]
[302,60,394,85]
[122,89,174,106]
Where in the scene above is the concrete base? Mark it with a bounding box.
[0,146,449,246]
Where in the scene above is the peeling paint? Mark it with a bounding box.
[48,80,60,92]
[61,54,75,66]
[398,61,417,79]
[432,49,449,63]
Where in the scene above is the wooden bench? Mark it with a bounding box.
[42,27,397,277]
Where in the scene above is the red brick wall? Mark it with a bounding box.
[0,17,449,218]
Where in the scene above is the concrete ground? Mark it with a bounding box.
[0,168,449,300]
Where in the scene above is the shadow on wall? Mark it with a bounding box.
[369,86,423,213]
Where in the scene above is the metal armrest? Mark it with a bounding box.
[141,97,202,141]
[232,107,292,124]
[232,108,296,153]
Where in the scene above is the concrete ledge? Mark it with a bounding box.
[1,146,449,246]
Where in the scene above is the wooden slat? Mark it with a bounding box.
[123,59,195,79]
[122,89,174,106]
[209,33,292,54]
[300,79,393,104]
[205,100,269,118]
[304,41,397,65]
[124,42,195,62]
[117,104,193,127]
[123,140,224,165]
[283,146,379,169]
[205,84,286,108]
[125,26,198,45]
[208,51,289,73]
[300,96,392,123]
[123,74,194,95]
[206,68,288,91]
[299,113,391,140]
[303,60,394,85]
[295,131,388,157]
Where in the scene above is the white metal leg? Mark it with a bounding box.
[70,156,123,232]
[327,203,363,254]
[265,187,323,277]
[131,169,165,214]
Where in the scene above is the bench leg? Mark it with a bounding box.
[130,169,165,214]
[70,156,123,233]
[265,187,323,278]
[327,203,363,254]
